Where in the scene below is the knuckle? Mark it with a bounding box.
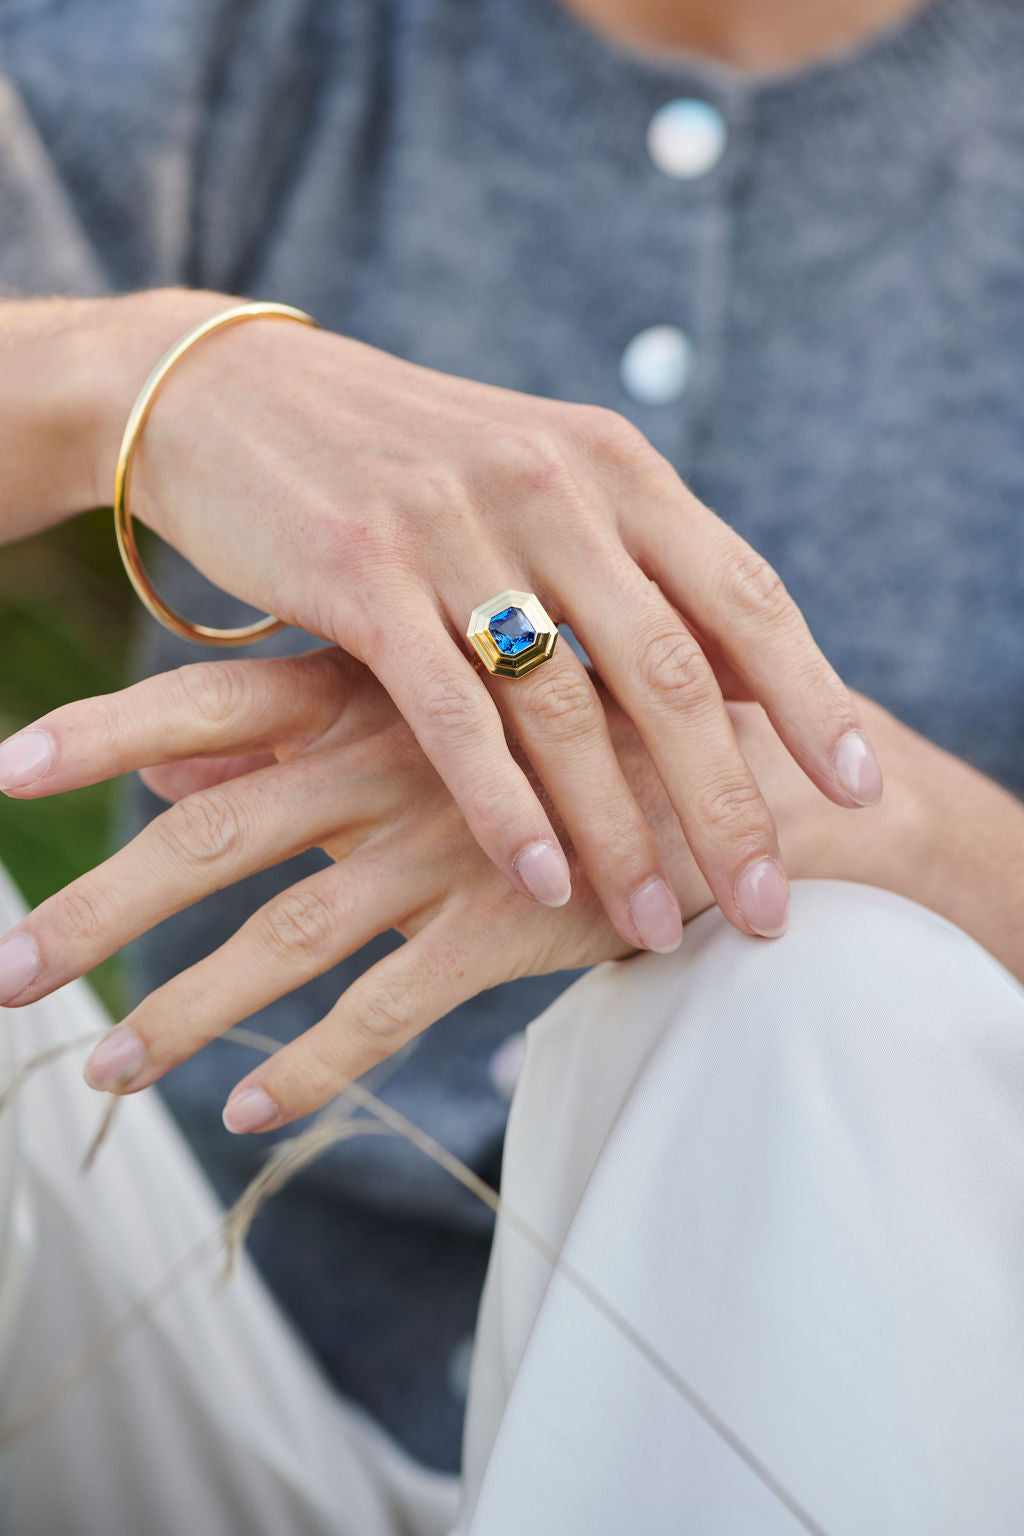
[160,789,244,866]
[416,666,487,742]
[174,662,248,726]
[330,593,378,656]
[262,887,336,965]
[313,515,404,634]
[696,775,770,844]
[351,979,415,1049]
[57,880,114,948]
[491,426,575,500]
[571,404,678,490]
[575,405,651,464]
[527,666,599,740]
[398,465,470,529]
[638,628,713,713]
[721,545,792,624]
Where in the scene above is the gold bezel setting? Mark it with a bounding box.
[466,590,558,678]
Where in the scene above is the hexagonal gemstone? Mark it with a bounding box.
[488,605,537,656]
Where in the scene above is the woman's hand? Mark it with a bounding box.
[73,288,883,948]
[0,649,703,1131]
[0,653,1017,1131]
[732,692,1024,983]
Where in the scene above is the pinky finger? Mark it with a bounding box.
[222,918,484,1132]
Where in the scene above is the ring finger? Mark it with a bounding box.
[466,600,684,954]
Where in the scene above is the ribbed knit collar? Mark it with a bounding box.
[487,0,1009,169]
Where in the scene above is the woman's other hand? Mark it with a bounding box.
[81,288,882,948]
[0,650,689,1131]
[0,654,1017,1129]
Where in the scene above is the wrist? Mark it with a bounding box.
[0,296,111,538]
[848,715,1024,979]
[79,287,235,525]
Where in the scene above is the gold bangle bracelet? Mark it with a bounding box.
[113,300,319,647]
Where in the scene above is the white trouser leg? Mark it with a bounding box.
[0,866,457,1536]
[460,881,1024,1536]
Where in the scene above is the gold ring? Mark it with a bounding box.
[113,300,319,647]
[466,590,558,678]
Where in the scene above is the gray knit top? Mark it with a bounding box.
[2,0,1022,1472]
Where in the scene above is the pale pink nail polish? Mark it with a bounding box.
[514,841,572,907]
[736,858,790,938]
[0,935,40,1003]
[223,1085,279,1135]
[834,730,883,806]
[0,730,55,793]
[83,1027,146,1090]
[629,877,684,954]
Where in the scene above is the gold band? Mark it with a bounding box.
[113,300,319,647]
[466,590,558,677]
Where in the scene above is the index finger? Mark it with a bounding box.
[0,648,354,798]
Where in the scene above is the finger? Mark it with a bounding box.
[483,643,683,953]
[220,914,487,1131]
[0,648,353,799]
[0,751,382,1006]
[80,853,432,1096]
[563,561,790,939]
[140,753,278,802]
[633,499,883,808]
[366,598,573,908]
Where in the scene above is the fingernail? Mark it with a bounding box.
[736,858,790,938]
[834,730,883,807]
[629,877,684,954]
[0,934,40,1003]
[514,841,572,907]
[83,1027,147,1091]
[223,1085,279,1135]
[0,730,55,793]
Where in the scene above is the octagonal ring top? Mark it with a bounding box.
[466,589,559,678]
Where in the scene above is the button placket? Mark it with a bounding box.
[619,97,730,412]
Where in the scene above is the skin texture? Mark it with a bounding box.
[0,1,1011,1135]
[0,654,1019,1134]
[0,288,884,952]
[562,0,928,71]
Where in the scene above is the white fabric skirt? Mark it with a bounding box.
[2,864,1023,1536]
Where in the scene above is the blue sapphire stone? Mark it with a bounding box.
[488,605,537,657]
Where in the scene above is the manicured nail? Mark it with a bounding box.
[736,858,790,938]
[834,730,883,807]
[223,1085,279,1135]
[0,730,55,793]
[629,877,684,954]
[0,934,40,1003]
[83,1027,147,1091]
[514,841,572,907]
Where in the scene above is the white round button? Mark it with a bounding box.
[620,325,692,407]
[647,98,727,179]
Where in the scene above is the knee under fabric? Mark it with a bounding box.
[461,881,1024,1536]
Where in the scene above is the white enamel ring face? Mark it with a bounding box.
[466,590,558,678]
